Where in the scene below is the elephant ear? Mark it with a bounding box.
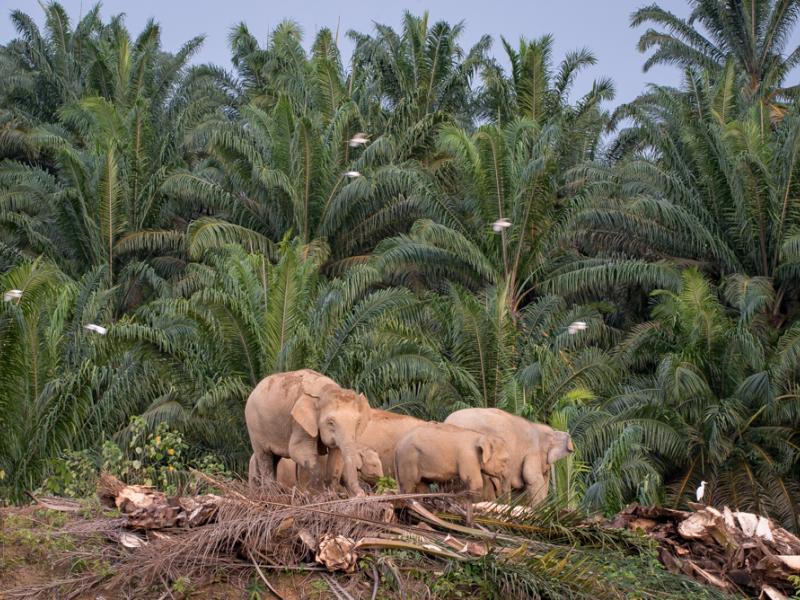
[352,449,365,471]
[547,432,574,465]
[477,436,494,467]
[291,395,319,438]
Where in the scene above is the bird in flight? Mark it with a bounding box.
[492,218,512,233]
[567,321,588,335]
[348,133,370,147]
[84,324,108,335]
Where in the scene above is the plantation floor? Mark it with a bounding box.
[0,488,750,600]
[0,505,335,599]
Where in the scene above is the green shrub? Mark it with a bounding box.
[40,416,230,497]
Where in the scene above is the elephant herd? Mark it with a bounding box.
[245,369,574,504]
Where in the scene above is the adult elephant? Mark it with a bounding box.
[245,369,370,496]
[444,408,573,505]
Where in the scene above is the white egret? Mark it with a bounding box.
[567,321,588,335]
[491,218,512,233]
[345,171,361,178]
[348,133,370,147]
[3,289,23,302]
[83,324,108,335]
[696,480,707,502]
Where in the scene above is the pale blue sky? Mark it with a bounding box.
[0,0,708,104]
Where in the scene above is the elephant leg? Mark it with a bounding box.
[522,454,548,506]
[395,453,419,494]
[248,454,259,488]
[458,463,484,499]
[250,449,276,489]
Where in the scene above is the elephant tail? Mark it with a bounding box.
[394,448,409,493]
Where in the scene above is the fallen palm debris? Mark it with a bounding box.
[96,472,221,529]
[3,475,738,599]
[610,503,800,598]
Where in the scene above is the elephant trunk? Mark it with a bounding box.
[339,444,364,497]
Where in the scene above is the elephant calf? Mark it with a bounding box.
[273,448,383,490]
[394,423,510,497]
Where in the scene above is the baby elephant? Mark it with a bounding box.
[269,448,384,490]
[394,423,510,497]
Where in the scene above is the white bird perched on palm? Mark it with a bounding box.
[3,289,23,302]
[345,171,361,178]
[696,480,707,502]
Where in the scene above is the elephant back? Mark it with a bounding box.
[296,369,342,398]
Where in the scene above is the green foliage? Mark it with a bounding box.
[788,575,800,600]
[102,416,188,492]
[39,450,97,498]
[375,476,399,494]
[39,416,230,498]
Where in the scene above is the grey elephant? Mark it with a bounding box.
[445,408,573,505]
[394,423,510,496]
[274,447,383,490]
[245,369,370,496]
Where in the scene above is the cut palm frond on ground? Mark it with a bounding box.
[2,473,732,599]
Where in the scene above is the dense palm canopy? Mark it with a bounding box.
[0,1,798,533]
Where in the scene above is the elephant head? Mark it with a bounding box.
[546,431,574,468]
[354,447,383,484]
[477,434,510,479]
[290,381,371,495]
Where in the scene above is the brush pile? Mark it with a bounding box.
[3,474,750,599]
[611,503,800,598]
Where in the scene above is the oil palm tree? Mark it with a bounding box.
[558,73,800,325]
[377,116,586,312]
[576,270,800,528]
[632,0,800,108]
[1,15,218,300]
[0,3,102,123]
[348,11,490,157]
[227,21,349,122]
[480,34,614,133]
[0,258,192,500]
[164,95,438,271]
[425,284,619,415]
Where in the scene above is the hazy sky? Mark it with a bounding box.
[1,1,696,104]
